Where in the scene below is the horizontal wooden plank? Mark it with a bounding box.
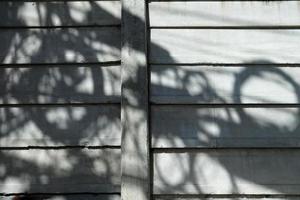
[151,65,300,104]
[149,1,300,27]
[0,105,121,147]
[0,1,120,27]
[152,106,300,148]
[0,65,120,104]
[0,148,120,193]
[2,194,120,200]
[154,149,300,194]
[150,29,300,64]
[0,27,120,64]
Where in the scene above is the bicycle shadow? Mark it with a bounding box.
[1,1,300,199]
[152,60,300,195]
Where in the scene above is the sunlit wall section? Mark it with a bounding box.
[149,0,300,198]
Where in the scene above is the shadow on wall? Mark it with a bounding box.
[0,2,122,200]
[152,61,300,195]
[1,1,300,199]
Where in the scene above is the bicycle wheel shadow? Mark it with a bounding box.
[0,2,121,200]
[152,59,300,195]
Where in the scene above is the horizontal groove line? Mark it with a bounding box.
[0,102,121,107]
[2,103,297,108]
[0,192,120,196]
[152,194,300,198]
[0,24,120,30]
[149,63,300,67]
[150,103,300,107]
[152,147,300,153]
[0,61,121,68]
[0,145,120,150]
[150,26,300,29]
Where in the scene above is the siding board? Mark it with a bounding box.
[0,149,120,193]
[154,150,300,194]
[0,27,120,64]
[0,105,121,147]
[0,65,121,104]
[152,106,300,148]
[0,1,120,27]
[150,29,300,64]
[149,1,300,27]
[2,195,120,200]
[151,65,300,104]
